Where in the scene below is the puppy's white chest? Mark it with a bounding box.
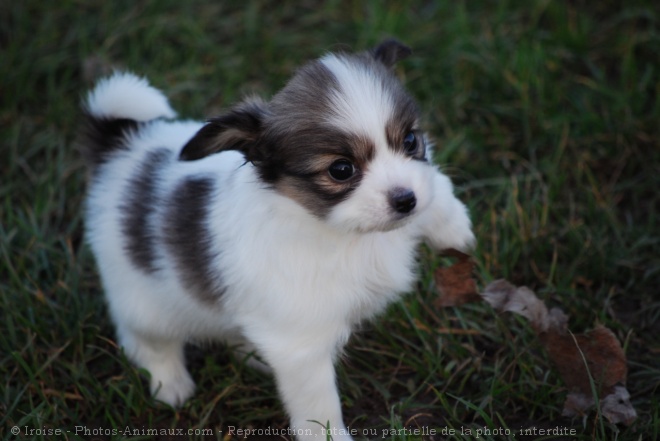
[221,209,419,326]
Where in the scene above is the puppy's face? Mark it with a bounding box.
[181,41,436,233]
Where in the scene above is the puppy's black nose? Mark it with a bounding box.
[389,188,416,214]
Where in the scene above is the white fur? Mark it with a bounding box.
[85,72,176,121]
[84,70,475,440]
[321,54,392,141]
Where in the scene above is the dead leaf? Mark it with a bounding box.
[541,326,627,398]
[600,385,638,425]
[480,280,636,426]
[433,249,481,307]
[433,261,637,425]
[481,280,550,332]
[542,325,634,424]
[563,385,637,425]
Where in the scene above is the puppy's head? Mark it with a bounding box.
[181,40,436,233]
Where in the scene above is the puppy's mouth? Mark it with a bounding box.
[352,208,418,234]
[375,219,412,233]
[386,209,418,230]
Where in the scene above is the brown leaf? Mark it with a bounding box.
[541,326,628,397]
[481,280,636,425]
[436,271,637,425]
[433,249,481,307]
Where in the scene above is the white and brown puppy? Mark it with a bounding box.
[81,40,475,439]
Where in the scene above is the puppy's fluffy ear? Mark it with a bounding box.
[371,39,412,68]
[179,98,268,162]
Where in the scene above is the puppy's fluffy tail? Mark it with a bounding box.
[80,72,176,169]
[85,72,175,121]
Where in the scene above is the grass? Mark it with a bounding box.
[1,0,658,439]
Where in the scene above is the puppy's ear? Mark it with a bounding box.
[179,98,268,162]
[371,39,412,68]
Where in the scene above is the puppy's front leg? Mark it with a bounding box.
[420,172,476,252]
[262,342,352,440]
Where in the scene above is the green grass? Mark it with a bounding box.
[1,0,659,440]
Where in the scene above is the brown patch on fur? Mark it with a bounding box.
[164,177,226,304]
[180,98,267,162]
[275,145,370,218]
[385,102,422,158]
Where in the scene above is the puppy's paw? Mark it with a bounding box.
[421,173,476,253]
[149,365,195,407]
[446,211,476,253]
[423,199,476,253]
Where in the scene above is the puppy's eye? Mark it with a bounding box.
[328,159,355,181]
[403,132,418,155]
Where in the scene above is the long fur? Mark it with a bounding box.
[81,41,475,440]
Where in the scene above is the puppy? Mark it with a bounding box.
[81,40,475,439]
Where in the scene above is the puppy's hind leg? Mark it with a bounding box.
[118,328,195,407]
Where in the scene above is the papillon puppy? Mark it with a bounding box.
[81,40,475,440]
